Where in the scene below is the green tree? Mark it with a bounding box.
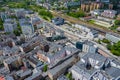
[107,43,112,50]
[0,25,4,30]
[110,25,118,30]
[67,11,85,18]
[102,38,110,44]
[66,72,73,80]
[110,41,120,56]
[17,24,22,33]
[43,64,48,72]
[13,30,21,36]
[88,20,95,24]
[39,10,53,19]
[98,39,101,44]
[13,24,22,36]
[0,18,4,30]
[114,20,120,25]
[43,16,48,20]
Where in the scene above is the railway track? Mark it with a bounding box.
[51,10,119,35]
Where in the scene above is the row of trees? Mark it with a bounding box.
[26,4,53,20]
[107,41,120,56]
[98,38,120,56]
[99,38,120,56]
[67,11,85,18]
[30,5,53,20]
[39,10,53,19]
[102,38,110,44]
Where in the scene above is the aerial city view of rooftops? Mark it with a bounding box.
[0,0,120,80]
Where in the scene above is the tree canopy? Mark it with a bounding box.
[114,20,120,25]
[43,64,48,72]
[107,41,120,56]
[67,11,85,18]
